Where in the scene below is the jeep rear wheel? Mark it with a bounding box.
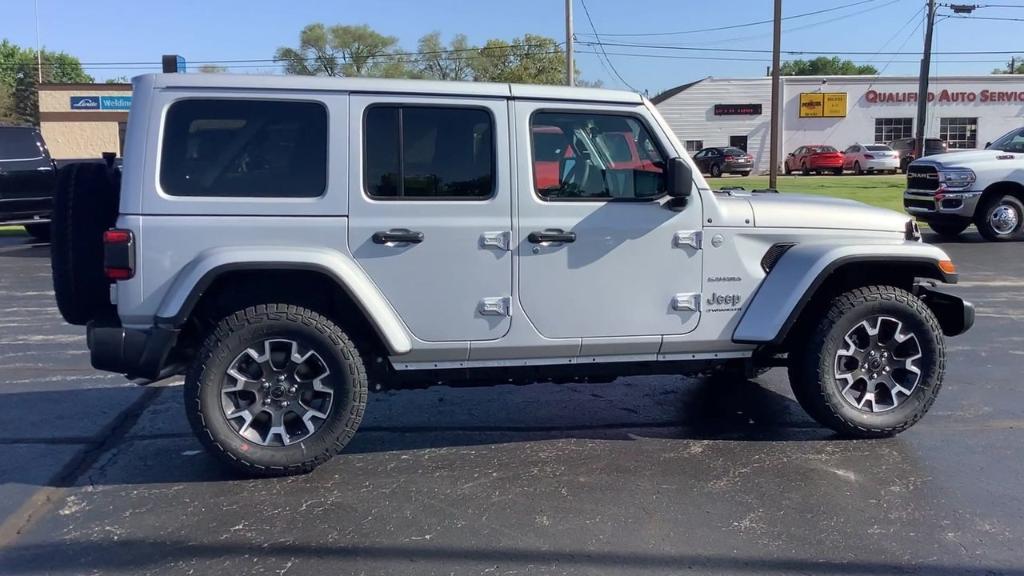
[185,304,367,477]
[975,193,1023,241]
[788,285,944,438]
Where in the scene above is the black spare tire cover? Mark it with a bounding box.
[51,163,120,326]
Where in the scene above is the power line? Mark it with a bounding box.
[576,0,636,90]
[574,41,1024,56]
[574,0,884,37]
[944,13,1024,20]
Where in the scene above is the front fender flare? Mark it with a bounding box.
[153,246,412,355]
[733,242,955,345]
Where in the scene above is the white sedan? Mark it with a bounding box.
[842,144,900,174]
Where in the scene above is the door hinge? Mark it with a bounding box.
[673,230,703,250]
[671,293,701,312]
[479,296,511,317]
[480,231,511,251]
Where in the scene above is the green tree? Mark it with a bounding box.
[104,75,130,84]
[992,57,1023,74]
[779,56,877,76]
[0,39,93,124]
[470,34,566,84]
[417,31,474,81]
[198,64,228,74]
[275,23,413,78]
[0,83,16,123]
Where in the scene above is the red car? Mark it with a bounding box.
[784,145,845,175]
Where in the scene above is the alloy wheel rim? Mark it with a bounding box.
[989,204,1020,235]
[220,339,334,446]
[834,316,923,413]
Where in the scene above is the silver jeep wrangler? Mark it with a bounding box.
[51,74,974,476]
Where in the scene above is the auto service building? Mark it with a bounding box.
[653,74,1024,173]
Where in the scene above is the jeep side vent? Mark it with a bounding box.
[761,243,796,273]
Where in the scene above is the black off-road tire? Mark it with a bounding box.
[928,220,969,239]
[185,304,368,477]
[50,163,120,325]
[788,286,945,438]
[974,193,1024,242]
[24,223,51,242]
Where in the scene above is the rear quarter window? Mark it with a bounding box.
[159,99,328,198]
[0,129,44,161]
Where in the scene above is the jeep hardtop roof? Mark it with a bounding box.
[139,73,644,104]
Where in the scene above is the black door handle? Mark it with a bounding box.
[372,229,424,244]
[528,229,576,244]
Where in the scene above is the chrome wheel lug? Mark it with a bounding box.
[281,401,290,408]
[289,385,297,394]
[263,397,271,406]
[277,374,287,383]
[261,382,270,390]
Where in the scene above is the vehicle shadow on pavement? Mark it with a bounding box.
[1,375,839,489]
[0,242,49,258]
[1,539,1021,576]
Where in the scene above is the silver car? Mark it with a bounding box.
[48,74,974,476]
[843,143,900,174]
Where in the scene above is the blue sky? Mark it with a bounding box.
[2,0,1022,95]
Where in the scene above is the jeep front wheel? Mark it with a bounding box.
[185,304,367,477]
[788,286,944,438]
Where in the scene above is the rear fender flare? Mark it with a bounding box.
[154,246,412,355]
[733,242,955,345]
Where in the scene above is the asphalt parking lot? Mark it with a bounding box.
[0,229,1022,575]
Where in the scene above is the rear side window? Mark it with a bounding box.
[160,99,327,198]
[364,106,494,199]
[0,129,44,161]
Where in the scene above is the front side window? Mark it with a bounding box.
[160,99,327,198]
[531,112,665,201]
[939,117,978,149]
[875,118,913,144]
[364,106,494,199]
[988,127,1024,153]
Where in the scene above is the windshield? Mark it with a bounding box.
[0,129,43,161]
[987,128,1024,153]
[724,147,747,156]
[866,145,891,152]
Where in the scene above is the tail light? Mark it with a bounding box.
[724,155,735,160]
[103,229,135,280]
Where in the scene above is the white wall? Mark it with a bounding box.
[781,76,1024,159]
[654,78,772,172]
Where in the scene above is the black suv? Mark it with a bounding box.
[888,137,948,173]
[0,125,57,241]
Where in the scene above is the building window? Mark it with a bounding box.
[684,140,703,153]
[874,118,913,144]
[364,106,494,199]
[940,117,978,149]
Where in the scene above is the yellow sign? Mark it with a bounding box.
[823,92,847,117]
[799,92,848,118]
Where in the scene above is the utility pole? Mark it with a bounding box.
[768,0,782,189]
[914,0,937,160]
[565,0,574,86]
[34,0,42,82]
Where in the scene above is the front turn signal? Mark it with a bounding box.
[938,259,957,275]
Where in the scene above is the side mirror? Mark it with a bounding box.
[666,157,693,198]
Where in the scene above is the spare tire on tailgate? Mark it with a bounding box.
[51,162,121,326]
